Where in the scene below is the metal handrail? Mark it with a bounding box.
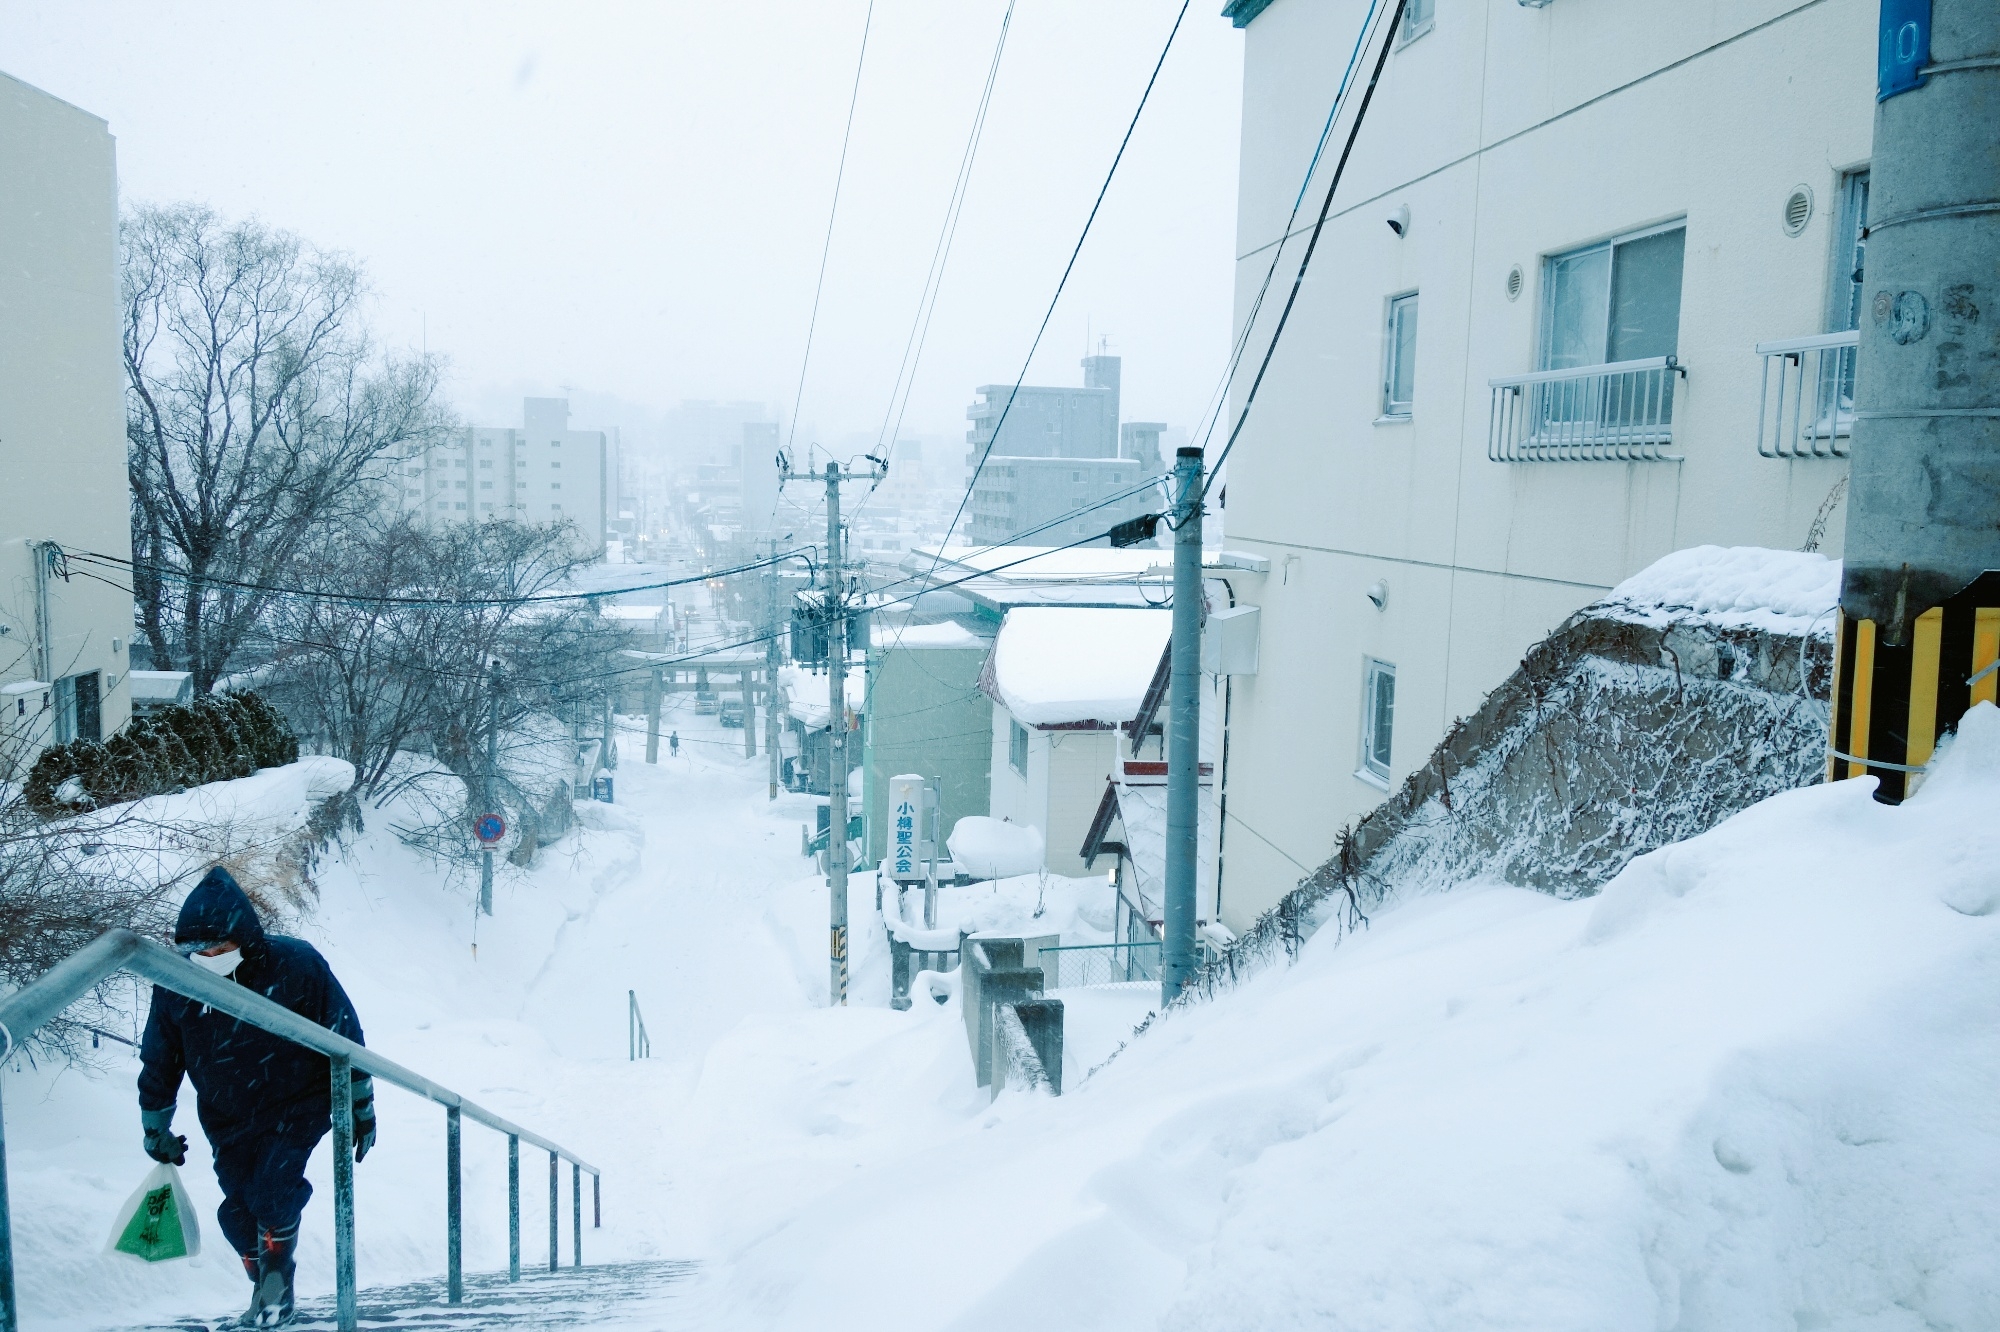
[1487,353,1678,389]
[1755,329,1858,459]
[0,930,602,1332]
[628,989,651,1061]
[1487,355,1686,463]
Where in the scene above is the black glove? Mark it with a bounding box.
[141,1107,186,1165]
[352,1074,376,1163]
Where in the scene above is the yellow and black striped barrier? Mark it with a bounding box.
[1829,572,2000,802]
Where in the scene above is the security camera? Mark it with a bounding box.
[1366,580,1388,610]
[1387,204,1410,237]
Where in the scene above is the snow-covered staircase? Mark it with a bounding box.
[122,1260,699,1331]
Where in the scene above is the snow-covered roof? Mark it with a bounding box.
[984,607,1171,727]
[871,621,990,651]
[779,661,866,731]
[1598,546,1840,635]
[600,604,667,623]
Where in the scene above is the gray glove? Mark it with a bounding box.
[141,1106,186,1165]
[352,1074,376,1162]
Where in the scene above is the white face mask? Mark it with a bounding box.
[191,947,244,977]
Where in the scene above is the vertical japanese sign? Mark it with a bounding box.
[888,773,924,882]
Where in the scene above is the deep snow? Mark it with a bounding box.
[11,693,2000,1330]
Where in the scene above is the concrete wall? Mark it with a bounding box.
[1216,0,1876,929]
[0,72,133,775]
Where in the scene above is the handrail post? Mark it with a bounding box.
[572,1162,583,1267]
[547,1152,558,1272]
[508,1134,521,1282]
[0,1078,18,1332]
[445,1106,463,1305]
[330,1054,359,1332]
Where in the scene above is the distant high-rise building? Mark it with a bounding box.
[391,397,609,557]
[964,354,1165,547]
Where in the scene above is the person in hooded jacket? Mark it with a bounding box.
[138,867,375,1328]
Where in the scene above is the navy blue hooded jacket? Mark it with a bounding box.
[138,868,366,1148]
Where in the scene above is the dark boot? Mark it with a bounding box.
[240,1224,297,1327]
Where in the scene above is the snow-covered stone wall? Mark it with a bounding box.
[1196,550,1838,1001]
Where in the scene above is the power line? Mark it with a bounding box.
[1187,0,1388,469]
[1201,0,1406,498]
[882,0,1191,672]
[785,0,876,458]
[59,545,814,609]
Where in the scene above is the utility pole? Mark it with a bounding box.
[780,454,883,1006]
[481,660,500,916]
[1162,447,1203,1004]
[767,536,783,800]
[1833,0,2000,802]
[646,666,662,765]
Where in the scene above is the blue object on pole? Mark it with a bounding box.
[592,775,615,804]
[473,813,506,844]
[1877,0,1930,101]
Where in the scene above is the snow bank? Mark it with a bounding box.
[986,607,1170,726]
[1600,544,1840,633]
[946,816,1045,879]
[707,706,2000,1330]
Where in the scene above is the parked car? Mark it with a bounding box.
[719,702,746,729]
[694,689,719,714]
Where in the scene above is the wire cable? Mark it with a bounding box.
[785,0,876,458]
[885,0,1192,664]
[1200,0,1406,499]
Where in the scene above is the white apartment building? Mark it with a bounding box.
[0,72,134,776]
[1212,0,1874,929]
[394,397,609,556]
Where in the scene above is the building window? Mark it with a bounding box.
[455,502,467,511]
[1359,659,1395,784]
[551,461,561,468]
[551,482,561,490]
[1009,718,1029,776]
[1541,222,1686,370]
[551,503,562,512]
[1398,0,1434,45]
[479,458,492,468]
[437,502,449,510]
[1383,291,1418,417]
[1831,169,1869,332]
[53,672,101,745]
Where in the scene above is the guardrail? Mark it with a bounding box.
[0,930,601,1332]
[1487,356,1685,462]
[1755,329,1858,459]
[1036,940,1161,989]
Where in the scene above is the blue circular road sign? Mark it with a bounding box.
[474,813,506,845]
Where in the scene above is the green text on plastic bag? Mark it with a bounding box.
[115,1180,191,1262]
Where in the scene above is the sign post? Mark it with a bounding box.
[474,813,506,917]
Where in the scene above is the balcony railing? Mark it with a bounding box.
[1755,329,1858,459]
[1487,356,1685,463]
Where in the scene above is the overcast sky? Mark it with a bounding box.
[2,1,1243,457]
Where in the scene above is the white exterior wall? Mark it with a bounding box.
[395,397,608,556]
[986,702,1122,879]
[0,73,133,776]
[1217,0,1875,929]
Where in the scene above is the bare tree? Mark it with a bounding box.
[122,202,451,690]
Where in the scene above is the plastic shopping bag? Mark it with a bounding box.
[105,1162,202,1263]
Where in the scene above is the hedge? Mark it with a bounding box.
[22,690,300,817]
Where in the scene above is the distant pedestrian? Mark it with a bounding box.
[669,730,680,757]
[139,868,374,1328]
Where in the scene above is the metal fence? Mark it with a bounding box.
[0,930,601,1332]
[1036,941,1161,990]
[1488,356,1685,462]
[1755,329,1858,459]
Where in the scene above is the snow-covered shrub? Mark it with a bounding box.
[21,691,299,817]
